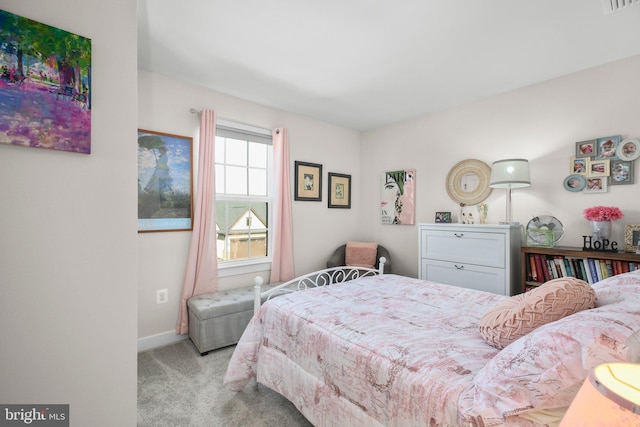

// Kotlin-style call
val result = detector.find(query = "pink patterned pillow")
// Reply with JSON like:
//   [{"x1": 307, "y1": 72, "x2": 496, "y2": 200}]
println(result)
[
  {"x1": 479, "y1": 277, "x2": 596, "y2": 349},
  {"x1": 345, "y1": 241, "x2": 378, "y2": 268}
]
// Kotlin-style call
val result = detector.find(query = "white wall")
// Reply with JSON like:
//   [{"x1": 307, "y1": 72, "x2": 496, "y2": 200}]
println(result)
[
  {"x1": 360, "y1": 55, "x2": 640, "y2": 277},
  {"x1": 0, "y1": 1, "x2": 138, "y2": 426},
  {"x1": 137, "y1": 70, "x2": 362, "y2": 339}
]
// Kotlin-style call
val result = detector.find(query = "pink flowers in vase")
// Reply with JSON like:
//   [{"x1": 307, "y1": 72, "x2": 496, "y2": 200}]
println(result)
[{"x1": 583, "y1": 206, "x2": 624, "y2": 221}]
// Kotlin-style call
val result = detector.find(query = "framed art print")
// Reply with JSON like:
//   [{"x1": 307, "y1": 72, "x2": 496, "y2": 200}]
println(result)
[
  {"x1": 138, "y1": 129, "x2": 193, "y2": 232},
  {"x1": 381, "y1": 169, "x2": 415, "y2": 225},
  {"x1": 0, "y1": 10, "x2": 92, "y2": 154},
  {"x1": 328, "y1": 172, "x2": 351, "y2": 208},
  {"x1": 295, "y1": 161, "x2": 322, "y2": 201}
]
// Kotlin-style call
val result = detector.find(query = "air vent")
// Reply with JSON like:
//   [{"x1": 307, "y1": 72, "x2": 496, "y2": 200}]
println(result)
[{"x1": 602, "y1": 0, "x2": 638, "y2": 14}]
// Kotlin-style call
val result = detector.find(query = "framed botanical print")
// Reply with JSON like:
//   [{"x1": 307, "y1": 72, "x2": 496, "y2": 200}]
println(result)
[
  {"x1": 294, "y1": 161, "x2": 322, "y2": 201},
  {"x1": 138, "y1": 129, "x2": 193, "y2": 232},
  {"x1": 328, "y1": 172, "x2": 351, "y2": 208}
]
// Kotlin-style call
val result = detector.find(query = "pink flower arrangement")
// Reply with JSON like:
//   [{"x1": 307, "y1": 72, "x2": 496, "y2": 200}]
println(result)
[{"x1": 583, "y1": 206, "x2": 624, "y2": 221}]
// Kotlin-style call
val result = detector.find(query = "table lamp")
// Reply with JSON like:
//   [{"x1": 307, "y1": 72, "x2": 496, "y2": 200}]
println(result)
[
  {"x1": 559, "y1": 363, "x2": 640, "y2": 426},
  {"x1": 489, "y1": 158, "x2": 530, "y2": 224}
]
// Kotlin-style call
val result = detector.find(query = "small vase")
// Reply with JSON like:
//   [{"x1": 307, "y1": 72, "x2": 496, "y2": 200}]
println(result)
[{"x1": 590, "y1": 220, "x2": 612, "y2": 242}]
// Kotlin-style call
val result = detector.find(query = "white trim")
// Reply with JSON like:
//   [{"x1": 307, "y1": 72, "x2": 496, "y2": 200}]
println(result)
[
  {"x1": 217, "y1": 117, "x2": 272, "y2": 137},
  {"x1": 217, "y1": 260, "x2": 271, "y2": 278},
  {"x1": 137, "y1": 330, "x2": 189, "y2": 353}
]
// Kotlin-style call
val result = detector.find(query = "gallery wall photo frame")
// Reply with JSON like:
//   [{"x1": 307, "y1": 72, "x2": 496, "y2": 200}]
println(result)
[
  {"x1": 575, "y1": 139, "x2": 597, "y2": 158},
  {"x1": 294, "y1": 161, "x2": 322, "y2": 201},
  {"x1": 328, "y1": 172, "x2": 351, "y2": 208},
  {"x1": 138, "y1": 129, "x2": 194, "y2": 232},
  {"x1": 609, "y1": 160, "x2": 634, "y2": 185}
]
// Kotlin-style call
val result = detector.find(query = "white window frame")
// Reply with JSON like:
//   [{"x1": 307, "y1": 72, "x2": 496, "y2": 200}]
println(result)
[{"x1": 215, "y1": 119, "x2": 273, "y2": 277}]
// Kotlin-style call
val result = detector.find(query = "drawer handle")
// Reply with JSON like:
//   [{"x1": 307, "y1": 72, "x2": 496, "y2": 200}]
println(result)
[
  {"x1": 454, "y1": 264, "x2": 464, "y2": 270},
  {"x1": 454, "y1": 233, "x2": 464, "y2": 238}
]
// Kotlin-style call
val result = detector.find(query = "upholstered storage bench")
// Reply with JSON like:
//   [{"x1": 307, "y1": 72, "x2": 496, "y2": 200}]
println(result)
[{"x1": 187, "y1": 283, "x2": 279, "y2": 356}]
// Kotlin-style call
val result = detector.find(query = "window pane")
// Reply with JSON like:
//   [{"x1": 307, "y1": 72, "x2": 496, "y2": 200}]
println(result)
[
  {"x1": 215, "y1": 200, "x2": 268, "y2": 261},
  {"x1": 226, "y1": 138, "x2": 247, "y2": 166},
  {"x1": 215, "y1": 165, "x2": 224, "y2": 193},
  {"x1": 225, "y1": 166, "x2": 247, "y2": 195},
  {"x1": 249, "y1": 142, "x2": 267, "y2": 168},
  {"x1": 248, "y1": 168, "x2": 267, "y2": 196},
  {"x1": 215, "y1": 136, "x2": 225, "y2": 163}
]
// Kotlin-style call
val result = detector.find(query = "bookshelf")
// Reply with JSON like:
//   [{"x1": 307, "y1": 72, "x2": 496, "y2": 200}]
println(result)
[{"x1": 521, "y1": 246, "x2": 640, "y2": 293}]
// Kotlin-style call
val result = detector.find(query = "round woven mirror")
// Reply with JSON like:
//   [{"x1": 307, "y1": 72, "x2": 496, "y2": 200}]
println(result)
[{"x1": 446, "y1": 159, "x2": 492, "y2": 205}]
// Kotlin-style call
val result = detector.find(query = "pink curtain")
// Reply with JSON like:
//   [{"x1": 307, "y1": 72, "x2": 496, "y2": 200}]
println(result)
[
  {"x1": 270, "y1": 128, "x2": 295, "y2": 282},
  {"x1": 176, "y1": 109, "x2": 218, "y2": 335}
]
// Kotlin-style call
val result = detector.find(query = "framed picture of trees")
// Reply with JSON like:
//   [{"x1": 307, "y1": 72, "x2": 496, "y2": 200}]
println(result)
[
  {"x1": 137, "y1": 129, "x2": 193, "y2": 232},
  {"x1": 0, "y1": 10, "x2": 92, "y2": 153}
]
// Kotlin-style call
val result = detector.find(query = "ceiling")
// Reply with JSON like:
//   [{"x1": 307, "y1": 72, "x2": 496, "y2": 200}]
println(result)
[{"x1": 137, "y1": 0, "x2": 640, "y2": 131}]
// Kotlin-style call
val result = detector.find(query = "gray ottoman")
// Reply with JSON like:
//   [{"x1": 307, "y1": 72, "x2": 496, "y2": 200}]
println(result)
[{"x1": 187, "y1": 283, "x2": 279, "y2": 356}]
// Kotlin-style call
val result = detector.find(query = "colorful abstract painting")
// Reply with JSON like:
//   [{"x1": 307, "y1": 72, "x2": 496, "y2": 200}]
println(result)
[{"x1": 0, "y1": 10, "x2": 92, "y2": 154}]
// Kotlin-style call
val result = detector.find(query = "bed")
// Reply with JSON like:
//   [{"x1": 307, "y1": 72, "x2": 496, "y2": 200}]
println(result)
[{"x1": 224, "y1": 268, "x2": 640, "y2": 426}]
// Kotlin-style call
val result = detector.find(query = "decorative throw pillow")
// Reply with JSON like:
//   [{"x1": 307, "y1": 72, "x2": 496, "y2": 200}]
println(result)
[
  {"x1": 345, "y1": 241, "x2": 378, "y2": 269},
  {"x1": 478, "y1": 277, "x2": 596, "y2": 349}
]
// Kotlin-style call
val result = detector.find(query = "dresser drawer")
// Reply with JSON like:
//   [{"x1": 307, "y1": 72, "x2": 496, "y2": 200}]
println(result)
[
  {"x1": 421, "y1": 259, "x2": 507, "y2": 295},
  {"x1": 420, "y1": 229, "x2": 506, "y2": 268}
]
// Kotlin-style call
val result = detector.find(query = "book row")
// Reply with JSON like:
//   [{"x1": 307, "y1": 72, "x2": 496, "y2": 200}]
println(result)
[{"x1": 525, "y1": 254, "x2": 638, "y2": 286}]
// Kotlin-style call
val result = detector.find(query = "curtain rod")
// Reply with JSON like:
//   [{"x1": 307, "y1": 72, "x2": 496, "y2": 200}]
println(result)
[{"x1": 189, "y1": 108, "x2": 278, "y2": 134}]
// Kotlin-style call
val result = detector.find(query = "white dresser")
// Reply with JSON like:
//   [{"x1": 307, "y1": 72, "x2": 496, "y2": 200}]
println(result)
[{"x1": 418, "y1": 223, "x2": 522, "y2": 295}]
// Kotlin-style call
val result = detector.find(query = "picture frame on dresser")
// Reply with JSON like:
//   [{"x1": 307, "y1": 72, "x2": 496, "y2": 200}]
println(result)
[{"x1": 625, "y1": 225, "x2": 640, "y2": 253}]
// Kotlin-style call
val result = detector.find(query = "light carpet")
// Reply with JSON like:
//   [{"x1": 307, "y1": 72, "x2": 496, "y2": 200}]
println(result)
[{"x1": 138, "y1": 339, "x2": 312, "y2": 426}]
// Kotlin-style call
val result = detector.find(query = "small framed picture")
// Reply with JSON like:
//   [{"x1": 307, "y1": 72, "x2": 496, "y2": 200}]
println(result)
[
  {"x1": 624, "y1": 224, "x2": 640, "y2": 253},
  {"x1": 435, "y1": 212, "x2": 452, "y2": 223},
  {"x1": 563, "y1": 174, "x2": 586, "y2": 192},
  {"x1": 294, "y1": 161, "x2": 322, "y2": 201},
  {"x1": 595, "y1": 135, "x2": 621, "y2": 160},
  {"x1": 616, "y1": 138, "x2": 640, "y2": 161},
  {"x1": 584, "y1": 177, "x2": 608, "y2": 193},
  {"x1": 609, "y1": 160, "x2": 634, "y2": 185},
  {"x1": 328, "y1": 172, "x2": 351, "y2": 208},
  {"x1": 526, "y1": 229, "x2": 556, "y2": 247},
  {"x1": 575, "y1": 139, "x2": 596, "y2": 158},
  {"x1": 587, "y1": 159, "x2": 610, "y2": 177},
  {"x1": 570, "y1": 157, "x2": 588, "y2": 175}
]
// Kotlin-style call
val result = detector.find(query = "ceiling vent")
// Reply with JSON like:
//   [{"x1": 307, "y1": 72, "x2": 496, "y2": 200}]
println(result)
[{"x1": 602, "y1": 0, "x2": 638, "y2": 14}]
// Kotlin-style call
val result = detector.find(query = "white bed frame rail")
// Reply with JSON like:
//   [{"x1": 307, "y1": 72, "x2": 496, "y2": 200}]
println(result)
[{"x1": 254, "y1": 257, "x2": 386, "y2": 314}]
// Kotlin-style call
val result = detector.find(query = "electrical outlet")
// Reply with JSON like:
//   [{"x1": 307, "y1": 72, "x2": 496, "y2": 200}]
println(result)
[{"x1": 156, "y1": 289, "x2": 168, "y2": 304}]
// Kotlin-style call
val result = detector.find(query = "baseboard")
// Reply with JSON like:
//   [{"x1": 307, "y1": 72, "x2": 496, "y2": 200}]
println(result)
[{"x1": 137, "y1": 330, "x2": 189, "y2": 352}]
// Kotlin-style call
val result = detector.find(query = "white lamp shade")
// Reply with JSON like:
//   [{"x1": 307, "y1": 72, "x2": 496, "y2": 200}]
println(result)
[
  {"x1": 560, "y1": 363, "x2": 640, "y2": 426},
  {"x1": 489, "y1": 159, "x2": 531, "y2": 189}
]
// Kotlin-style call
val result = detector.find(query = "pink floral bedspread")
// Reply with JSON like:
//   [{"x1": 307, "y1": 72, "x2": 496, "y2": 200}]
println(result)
[
  {"x1": 223, "y1": 272, "x2": 640, "y2": 426},
  {"x1": 224, "y1": 274, "x2": 505, "y2": 426}
]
